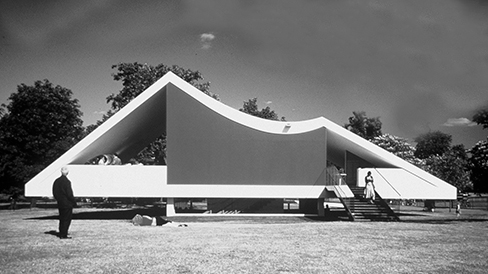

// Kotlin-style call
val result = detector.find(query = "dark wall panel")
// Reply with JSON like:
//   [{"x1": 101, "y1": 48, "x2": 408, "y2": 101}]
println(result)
[{"x1": 167, "y1": 84, "x2": 327, "y2": 186}]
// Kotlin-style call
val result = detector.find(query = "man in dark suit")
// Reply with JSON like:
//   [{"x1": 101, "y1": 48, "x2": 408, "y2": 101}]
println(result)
[{"x1": 52, "y1": 167, "x2": 77, "y2": 239}]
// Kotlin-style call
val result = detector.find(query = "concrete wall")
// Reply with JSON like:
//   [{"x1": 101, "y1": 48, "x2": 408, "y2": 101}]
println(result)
[
  {"x1": 26, "y1": 165, "x2": 167, "y2": 198},
  {"x1": 167, "y1": 84, "x2": 327, "y2": 186}
]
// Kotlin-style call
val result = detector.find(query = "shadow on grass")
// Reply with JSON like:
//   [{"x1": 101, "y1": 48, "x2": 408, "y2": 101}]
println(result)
[
  {"x1": 27, "y1": 207, "x2": 166, "y2": 220},
  {"x1": 397, "y1": 212, "x2": 425, "y2": 217},
  {"x1": 399, "y1": 218, "x2": 488, "y2": 224},
  {"x1": 396, "y1": 210, "x2": 488, "y2": 224},
  {"x1": 304, "y1": 213, "x2": 349, "y2": 222},
  {"x1": 44, "y1": 230, "x2": 61, "y2": 238},
  {"x1": 25, "y1": 207, "x2": 488, "y2": 224},
  {"x1": 26, "y1": 207, "x2": 349, "y2": 222}
]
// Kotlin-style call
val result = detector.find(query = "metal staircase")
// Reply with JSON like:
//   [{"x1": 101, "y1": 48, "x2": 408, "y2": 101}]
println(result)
[
  {"x1": 343, "y1": 186, "x2": 399, "y2": 222},
  {"x1": 324, "y1": 165, "x2": 398, "y2": 221}
]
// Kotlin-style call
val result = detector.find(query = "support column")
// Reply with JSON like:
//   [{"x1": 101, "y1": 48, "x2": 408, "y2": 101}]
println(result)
[
  {"x1": 166, "y1": 198, "x2": 176, "y2": 217},
  {"x1": 317, "y1": 198, "x2": 325, "y2": 217}
]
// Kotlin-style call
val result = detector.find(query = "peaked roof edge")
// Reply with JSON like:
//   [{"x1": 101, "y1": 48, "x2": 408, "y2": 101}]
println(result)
[
  {"x1": 26, "y1": 72, "x2": 178, "y2": 186},
  {"x1": 26, "y1": 72, "x2": 456, "y2": 199}
]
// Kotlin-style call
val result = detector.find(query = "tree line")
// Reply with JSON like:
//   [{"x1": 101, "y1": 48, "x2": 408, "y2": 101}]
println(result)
[
  {"x1": 1, "y1": 62, "x2": 487, "y2": 195},
  {"x1": 344, "y1": 111, "x2": 482, "y2": 193}
]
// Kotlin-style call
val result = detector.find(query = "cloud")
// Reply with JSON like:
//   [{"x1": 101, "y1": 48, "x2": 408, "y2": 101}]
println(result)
[
  {"x1": 265, "y1": 101, "x2": 273, "y2": 105},
  {"x1": 442, "y1": 118, "x2": 477, "y2": 127},
  {"x1": 200, "y1": 33, "x2": 215, "y2": 49},
  {"x1": 93, "y1": 110, "x2": 107, "y2": 115}
]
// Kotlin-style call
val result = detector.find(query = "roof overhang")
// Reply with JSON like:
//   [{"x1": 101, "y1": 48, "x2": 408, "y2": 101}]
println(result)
[{"x1": 25, "y1": 72, "x2": 457, "y2": 200}]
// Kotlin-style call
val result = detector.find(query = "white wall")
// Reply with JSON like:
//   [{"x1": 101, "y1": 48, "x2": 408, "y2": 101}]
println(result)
[
  {"x1": 357, "y1": 168, "x2": 457, "y2": 199},
  {"x1": 26, "y1": 165, "x2": 167, "y2": 197}
]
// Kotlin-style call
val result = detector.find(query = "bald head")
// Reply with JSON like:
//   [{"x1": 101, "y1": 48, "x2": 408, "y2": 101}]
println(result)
[{"x1": 61, "y1": 167, "x2": 69, "y2": 176}]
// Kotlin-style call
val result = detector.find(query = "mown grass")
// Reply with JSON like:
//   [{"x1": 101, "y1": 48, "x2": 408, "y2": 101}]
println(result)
[{"x1": 1, "y1": 207, "x2": 487, "y2": 274}]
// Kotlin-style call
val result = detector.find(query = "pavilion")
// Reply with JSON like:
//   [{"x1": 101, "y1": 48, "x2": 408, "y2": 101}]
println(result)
[{"x1": 25, "y1": 72, "x2": 456, "y2": 218}]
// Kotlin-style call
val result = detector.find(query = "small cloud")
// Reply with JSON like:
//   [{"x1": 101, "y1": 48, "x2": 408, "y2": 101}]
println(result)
[
  {"x1": 265, "y1": 101, "x2": 273, "y2": 105},
  {"x1": 93, "y1": 110, "x2": 107, "y2": 115},
  {"x1": 201, "y1": 33, "x2": 215, "y2": 41},
  {"x1": 200, "y1": 33, "x2": 215, "y2": 49},
  {"x1": 442, "y1": 117, "x2": 477, "y2": 127}
]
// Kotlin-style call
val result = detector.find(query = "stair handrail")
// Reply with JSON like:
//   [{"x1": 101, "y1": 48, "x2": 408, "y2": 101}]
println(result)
[
  {"x1": 325, "y1": 166, "x2": 343, "y2": 186},
  {"x1": 325, "y1": 166, "x2": 355, "y2": 220},
  {"x1": 373, "y1": 191, "x2": 400, "y2": 221}
]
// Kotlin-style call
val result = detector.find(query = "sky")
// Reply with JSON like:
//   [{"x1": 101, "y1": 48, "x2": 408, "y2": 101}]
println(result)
[{"x1": 1, "y1": 0, "x2": 488, "y2": 148}]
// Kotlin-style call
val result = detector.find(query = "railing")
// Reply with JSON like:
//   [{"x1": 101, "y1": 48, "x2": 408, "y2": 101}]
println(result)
[
  {"x1": 374, "y1": 192, "x2": 400, "y2": 221},
  {"x1": 325, "y1": 166, "x2": 346, "y2": 186},
  {"x1": 325, "y1": 166, "x2": 354, "y2": 198},
  {"x1": 324, "y1": 166, "x2": 399, "y2": 221},
  {"x1": 338, "y1": 197, "x2": 356, "y2": 221},
  {"x1": 325, "y1": 166, "x2": 355, "y2": 220}
]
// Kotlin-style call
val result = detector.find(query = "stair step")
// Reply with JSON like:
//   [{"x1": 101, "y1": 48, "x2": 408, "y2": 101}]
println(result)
[
  {"x1": 354, "y1": 217, "x2": 392, "y2": 221},
  {"x1": 350, "y1": 205, "x2": 382, "y2": 208},
  {"x1": 353, "y1": 219, "x2": 371, "y2": 222},
  {"x1": 350, "y1": 208, "x2": 380, "y2": 211},
  {"x1": 353, "y1": 210, "x2": 389, "y2": 213},
  {"x1": 341, "y1": 192, "x2": 399, "y2": 222},
  {"x1": 351, "y1": 203, "x2": 379, "y2": 206},
  {"x1": 354, "y1": 214, "x2": 390, "y2": 217}
]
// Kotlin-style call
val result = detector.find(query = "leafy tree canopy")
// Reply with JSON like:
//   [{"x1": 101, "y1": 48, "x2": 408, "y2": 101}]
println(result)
[
  {"x1": 0, "y1": 80, "x2": 84, "y2": 189},
  {"x1": 0, "y1": 105, "x2": 5, "y2": 119},
  {"x1": 239, "y1": 98, "x2": 285, "y2": 121},
  {"x1": 469, "y1": 138, "x2": 488, "y2": 193},
  {"x1": 87, "y1": 62, "x2": 219, "y2": 134},
  {"x1": 344, "y1": 111, "x2": 382, "y2": 140},
  {"x1": 108, "y1": 62, "x2": 218, "y2": 112},
  {"x1": 88, "y1": 62, "x2": 219, "y2": 165},
  {"x1": 473, "y1": 108, "x2": 488, "y2": 129},
  {"x1": 371, "y1": 134, "x2": 425, "y2": 168},
  {"x1": 468, "y1": 107, "x2": 488, "y2": 193},
  {"x1": 425, "y1": 145, "x2": 472, "y2": 192},
  {"x1": 414, "y1": 131, "x2": 452, "y2": 159}
]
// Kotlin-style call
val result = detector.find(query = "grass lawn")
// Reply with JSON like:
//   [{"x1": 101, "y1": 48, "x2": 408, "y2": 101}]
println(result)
[{"x1": 1, "y1": 206, "x2": 487, "y2": 274}]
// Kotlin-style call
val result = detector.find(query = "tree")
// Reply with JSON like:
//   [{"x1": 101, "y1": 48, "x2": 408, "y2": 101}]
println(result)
[
  {"x1": 467, "y1": 108, "x2": 488, "y2": 193},
  {"x1": 0, "y1": 105, "x2": 5, "y2": 119},
  {"x1": 473, "y1": 109, "x2": 488, "y2": 129},
  {"x1": 0, "y1": 80, "x2": 84, "y2": 190},
  {"x1": 414, "y1": 131, "x2": 452, "y2": 159},
  {"x1": 344, "y1": 111, "x2": 382, "y2": 140},
  {"x1": 135, "y1": 135, "x2": 166, "y2": 165},
  {"x1": 372, "y1": 134, "x2": 472, "y2": 191},
  {"x1": 413, "y1": 131, "x2": 473, "y2": 191},
  {"x1": 468, "y1": 108, "x2": 488, "y2": 193},
  {"x1": 88, "y1": 62, "x2": 219, "y2": 164},
  {"x1": 469, "y1": 138, "x2": 488, "y2": 193},
  {"x1": 239, "y1": 98, "x2": 285, "y2": 121},
  {"x1": 425, "y1": 145, "x2": 472, "y2": 192},
  {"x1": 108, "y1": 62, "x2": 218, "y2": 112},
  {"x1": 371, "y1": 134, "x2": 425, "y2": 168}
]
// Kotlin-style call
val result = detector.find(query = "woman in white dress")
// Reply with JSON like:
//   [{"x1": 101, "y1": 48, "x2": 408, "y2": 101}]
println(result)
[{"x1": 364, "y1": 171, "x2": 375, "y2": 204}]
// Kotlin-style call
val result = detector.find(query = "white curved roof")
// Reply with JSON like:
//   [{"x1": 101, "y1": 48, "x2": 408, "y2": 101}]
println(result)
[{"x1": 25, "y1": 72, "x2": 456, "y2": 200}]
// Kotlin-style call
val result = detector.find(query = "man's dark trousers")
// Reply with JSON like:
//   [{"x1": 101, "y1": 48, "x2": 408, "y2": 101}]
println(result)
[{"x1": 58, "y1": 207, "x2": 73, "y2": 237}]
